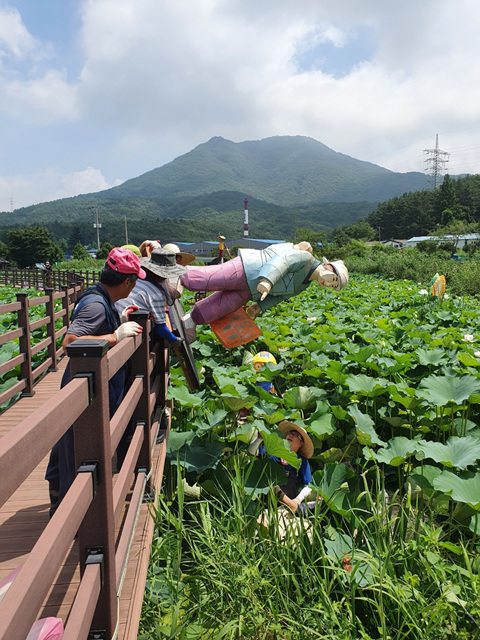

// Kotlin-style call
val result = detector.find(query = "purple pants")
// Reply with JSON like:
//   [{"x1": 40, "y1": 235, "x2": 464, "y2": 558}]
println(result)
[{"x1": 180, "y1": 257, "x2": 251, "y2": 324}]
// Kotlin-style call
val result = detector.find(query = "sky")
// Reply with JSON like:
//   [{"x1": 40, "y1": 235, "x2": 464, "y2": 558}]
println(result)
[{"x1": 1, "y1": 0, "x2": 480, "y2": 211}]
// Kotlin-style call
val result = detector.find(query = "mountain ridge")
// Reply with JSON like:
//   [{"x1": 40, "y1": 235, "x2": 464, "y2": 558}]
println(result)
[
  {"x1": 0, "y1": 135, "x2": 437, "y2": 245},
  {"x1": 100, "y1": 135, "x2": 429, "y2": 206}
]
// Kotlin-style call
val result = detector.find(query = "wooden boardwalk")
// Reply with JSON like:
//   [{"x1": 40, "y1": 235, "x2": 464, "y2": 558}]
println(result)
[{"x1": 0, "y1": 357, "x2": 167, "y2": 639}]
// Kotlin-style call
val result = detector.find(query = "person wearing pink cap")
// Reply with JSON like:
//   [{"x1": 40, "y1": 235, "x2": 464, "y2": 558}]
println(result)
[{"x1": 45, "y1": 247, "x2": 146, "y2": 516}]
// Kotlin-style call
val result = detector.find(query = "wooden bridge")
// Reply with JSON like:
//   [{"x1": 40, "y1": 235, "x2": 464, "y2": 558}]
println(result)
[{"x1": 0, "y1": 271, "x2": 190, "y2": 639}]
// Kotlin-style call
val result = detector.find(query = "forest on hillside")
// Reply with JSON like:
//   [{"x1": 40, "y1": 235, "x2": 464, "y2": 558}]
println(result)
[
  {"x1": 364, "y1": 174, "x2": 480, "y2": 239},
  {"x1": 0, "y1": 194, "x2": 374, "y2": 249}
]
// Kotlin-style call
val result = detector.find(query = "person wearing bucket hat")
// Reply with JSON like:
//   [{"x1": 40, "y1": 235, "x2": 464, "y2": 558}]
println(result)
[
  {"x1": 180, "y1": 241, "x2": 348, "y2": 343},
  {"x1": 46, "y1": 247, "x2": 146, "y2": 517},
  {"x1": 116, "y1": 248, "x2": 188, "y2": 345},
  {"x1": 163, "y1": 243, "x2": 196, "y2": 266},
  {"x1": 248, "y1": 420, "x2": 314, "y2": 514}
]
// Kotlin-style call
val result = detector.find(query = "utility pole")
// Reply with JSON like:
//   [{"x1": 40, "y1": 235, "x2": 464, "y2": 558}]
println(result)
[
  {"x1": 424, "y1": 134, "x2": 449, "y2": 189},
  {"x1": 90, "y1": 204, "x2": 101, "y2": 251}
]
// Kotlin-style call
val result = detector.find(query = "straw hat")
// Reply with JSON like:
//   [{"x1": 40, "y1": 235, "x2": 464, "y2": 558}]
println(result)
[
  {"x1": 278, "y1": 421, "x2": 314, "y2": 459},
  {"x1": 163, "y1": 243, "x2": 196, "y2": 266}
]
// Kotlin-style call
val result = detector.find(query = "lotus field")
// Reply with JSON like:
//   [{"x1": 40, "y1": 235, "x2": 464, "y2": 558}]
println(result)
[{"x1": 142, "y1": 274, "x2": 480, "y2": 640}]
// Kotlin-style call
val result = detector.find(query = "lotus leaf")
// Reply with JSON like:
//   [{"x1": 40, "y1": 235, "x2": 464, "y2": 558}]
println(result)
[
  {"x1": 417, "y1": 374, "x2": 480, "y2": 406},
  {"x1": 345, "y1": 374, "x2": 387, "y2": 397},
  {"x1": 167, "y1": 386, "x2": 204, "y2": 407},
  {"x1": 167, "y1": 430, "x2": 198, "y2": 453},
  {"x1": 260, "y1": 431, "x2": 301, "y2": 469},
  {"x1": 193, "y1": 409, "x2": 228, "y2": 433},
  {"x1": 282, "y1": 386, "x2": 326, "y2": 411},
  {"x1": 243, "y1": 458, "x2": 287, "y2": 495},
  {"x1": 469, "y1": 514, "x2": 480, "y2": 534},
  {"x1": 416, "y1": 436, "x2": 480, "y2": 469},
  {"x1": 416, "y1": 347, "x2": 448, "y2": 366},
  {"x1": 433, "y1": 470, "x2": 480, "y2": 509},
  {"x1": 407, "y1": 465, "x2": 443, "y2": 495},
  {"x1": 349, "y1": 404, "x2": 385, "y2": 446},
  {"x1": 213, "y1": 374, "x2": 249, "y2": 396},
  {"x1": 169, "y1": 437, "x2": 226, "y2": 474},
  {"x1": 457, "y1": 352, "x2": 480, "y2": 368},
  {"x1": 324, "y1": 531, "x2": 353, "y2": 560},
  {"x1": 311, "y1": 463, "x2": 357, "y2": 516},
  {"x1": 368, "y1": 436, "x2": 419, "y2": 466},
  {"x1": 221, "y1": 395, "x2": 256, "y2": 412}
]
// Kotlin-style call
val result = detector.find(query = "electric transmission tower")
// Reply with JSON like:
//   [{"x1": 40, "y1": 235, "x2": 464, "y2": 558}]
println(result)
[{"x1": 423, "y1": 134, "x2": 449, "y2": 189}]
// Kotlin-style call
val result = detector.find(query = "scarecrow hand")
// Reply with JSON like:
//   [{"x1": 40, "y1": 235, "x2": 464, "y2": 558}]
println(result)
[
  {"x1": 247, "y1": 303, "x2": 261, "y2": 319},
  {"x1": 257, "y1": 279, "x2": 272, "y2": 301}
]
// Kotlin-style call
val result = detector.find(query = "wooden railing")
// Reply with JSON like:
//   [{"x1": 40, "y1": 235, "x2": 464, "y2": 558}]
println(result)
[
  {"x1": 0, "y1": 310, "x2": 170, "y2": 639},
  {"x1": 0, "y1": 270, "x2": 178, "y2": 638},
  {"x1": 0, "y1": 267, "x2": 101, "y2": 291},
  {"x1": 0, "y1": 282, "x2": 85, "y2": 406}
]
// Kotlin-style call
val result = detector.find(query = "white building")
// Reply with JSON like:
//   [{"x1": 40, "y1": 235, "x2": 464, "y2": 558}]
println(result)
[{"x1": 404, "y1": 234, "x2": 480, "y2": 250}]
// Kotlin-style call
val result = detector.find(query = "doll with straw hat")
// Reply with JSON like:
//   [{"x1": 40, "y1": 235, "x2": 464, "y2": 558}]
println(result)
[{"x1": 248, "y1": 420, "x2": 314, "y2": 514}]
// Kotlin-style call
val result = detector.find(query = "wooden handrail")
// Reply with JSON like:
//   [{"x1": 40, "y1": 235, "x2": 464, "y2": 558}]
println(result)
[
  {"x1": 0, "y1": 274, "x2": 174, "y2": 638},
  {"x1": 0, "y1": 310, "x2": 169, "y2": 638}
]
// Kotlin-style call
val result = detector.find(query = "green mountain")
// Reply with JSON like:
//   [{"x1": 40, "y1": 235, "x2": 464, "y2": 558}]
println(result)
[
  {"x1": 0, "y1": 135, "x2": 433, "y2": 246},
  {"x1": 103, "y1": 135, "x2": 429, "y2": 205}
]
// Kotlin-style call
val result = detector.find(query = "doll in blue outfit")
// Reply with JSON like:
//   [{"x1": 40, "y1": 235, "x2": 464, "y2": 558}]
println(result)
[{"x1": 248, "y1": 421, "x2": 313, "y2": 514}]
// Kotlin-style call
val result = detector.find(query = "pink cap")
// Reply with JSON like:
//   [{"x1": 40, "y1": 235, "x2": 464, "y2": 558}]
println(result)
[{"x1": 106, "y1": 247, "x2": 146, "y2": 279}]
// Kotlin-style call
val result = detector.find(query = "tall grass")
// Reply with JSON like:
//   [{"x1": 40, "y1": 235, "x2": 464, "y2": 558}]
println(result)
[
  {"x1": 344, "y1": 249, "x2": 480, "y2": 297},
  {"x1": 139, "y1": 465, "x2": 480, "y2": 640}
]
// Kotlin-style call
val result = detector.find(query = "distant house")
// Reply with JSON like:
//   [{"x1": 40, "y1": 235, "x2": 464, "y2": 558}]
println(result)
[
  {"x1": 173, "y1": 238, "x2": 285, "y2": 258},
  {"x1": 383, "y1": 239, "x2": 408, "y2": 249},
  {"x1": 174, "y1": 241, "x2": 217, "y2": 258},
  {"x1": 225, "y1": 238, "x2": 284, "y2": 251},
  {"x1": 404, "y1": 234, "x2": 480, "y2": 250}
]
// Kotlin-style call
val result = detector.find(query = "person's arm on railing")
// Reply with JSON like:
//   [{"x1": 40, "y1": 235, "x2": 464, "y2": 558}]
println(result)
[{"x1": 62, "y1": 321, "x2": 142, "y2": 351}]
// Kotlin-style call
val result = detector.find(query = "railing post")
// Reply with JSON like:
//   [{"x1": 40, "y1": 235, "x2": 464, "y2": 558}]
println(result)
[
  {"x1": 129, "y1": 311, "x2": 153, "y2": 491},
  {"x1": 67, "y1": 339, "x2": 117, "y2": 637},
  {"x1": 45, "y1": 288, "x2": 58, "y2": 371},
  {"x1": 16, "y1": 292, "x2": 34, "y2": 396},
  {"x1": 61, "y1": 285, "x2": 71, "y2": 331},
  {"x1": 75, "y1": 277, "x2": 85, "y2": 303}
]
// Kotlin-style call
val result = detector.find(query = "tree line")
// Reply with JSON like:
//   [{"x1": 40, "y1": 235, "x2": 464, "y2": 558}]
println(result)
[{"x1": 1, "y1": 173, "x2": 479, "y2": 268}]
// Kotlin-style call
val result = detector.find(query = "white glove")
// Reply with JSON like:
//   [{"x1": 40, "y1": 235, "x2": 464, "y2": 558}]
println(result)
[
  {"x1": 114, "y1": 321, "x2": 142, "y2": 343},
  {"x1": 120, "y1": 304, "x2": 139, "y2": 323},
  {"x1": 257, "y1": 279, "x2": 272, "y2": 301}
]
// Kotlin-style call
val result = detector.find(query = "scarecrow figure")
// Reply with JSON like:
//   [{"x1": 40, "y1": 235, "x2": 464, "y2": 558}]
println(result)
[{"x1": 180, "y1": 242, "x2": 349, "y2": 343}]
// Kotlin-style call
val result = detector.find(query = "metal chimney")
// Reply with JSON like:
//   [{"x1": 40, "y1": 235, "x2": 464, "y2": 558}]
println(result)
[{"x1": 243, "y1": 198, "x2": 249, "y2": 238}]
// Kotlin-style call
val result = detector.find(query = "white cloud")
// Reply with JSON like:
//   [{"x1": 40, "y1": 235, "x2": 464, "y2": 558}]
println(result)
[
  {"x1": 0, "y1": 6, "x2": 38, "y2": 59},
  {"x1": 0, "y1": 167, "x2": 122, "y2": 211},
  {"x1": 2, "y1": 70, "x2": 79, "y2": 121},
  {"x1": 1, "y1": 0, "x2": 480, "y2": 208}
]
